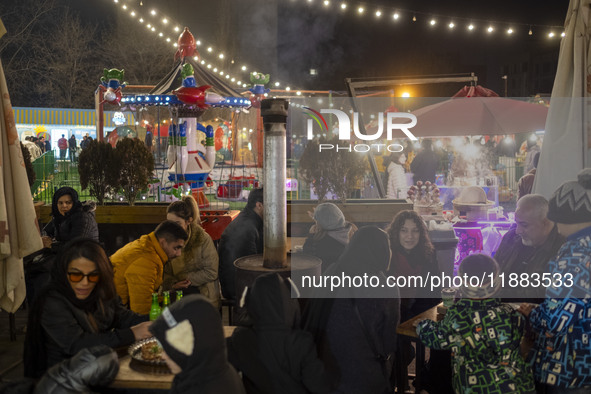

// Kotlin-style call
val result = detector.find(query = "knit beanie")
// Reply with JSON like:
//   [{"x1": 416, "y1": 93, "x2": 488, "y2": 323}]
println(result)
[
  {"x1": 458, "y1": 254, "x2": 501, "y2": 299},
  {"x1": 313, "y1": 203, "x2": 346, "y2": 231},
  {"x1": 547, "y1": 168, "x2": 591, "y2": 224}
]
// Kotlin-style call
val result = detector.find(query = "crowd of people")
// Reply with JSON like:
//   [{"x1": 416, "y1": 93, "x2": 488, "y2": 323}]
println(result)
[{"x1": 9, "y1": 164, "x2": 591, "y2": 393}]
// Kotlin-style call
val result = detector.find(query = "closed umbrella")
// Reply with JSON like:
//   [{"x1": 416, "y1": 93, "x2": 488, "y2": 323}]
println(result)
[
  {"x1": 0, "y1": 56, "x2": 43, "y2": 312},
  {"x1": 533, "y1": 0, "x2": 591, "y2": 198},
  {"x1": 409, "y1": 94, "x2": 548, "y2": 137}
]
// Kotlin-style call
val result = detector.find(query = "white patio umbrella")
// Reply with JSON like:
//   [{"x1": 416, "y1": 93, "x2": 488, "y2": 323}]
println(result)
[
  {"x1": 533, "y1": 0, "x2": 591, "y2": 198},
  {"x1": 0, "y1": 54, "x2": 43, "y2": 312}
]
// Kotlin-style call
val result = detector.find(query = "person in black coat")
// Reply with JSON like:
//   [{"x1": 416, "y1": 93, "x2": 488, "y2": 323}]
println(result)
[
  {"x1": 302, "y1": 203, "x2": 356, "y2": 273},
  {"x1": 42, "y1": 187, "x2": 99, "y2": 251},
  {"x1": 410, "y1": 139, "x2": 439, "y2": 184},
  {"x1": 23, "y1": 239, "x2": 152, "y2": 379},
  {"x1": 26, "y1": 187, "x2": 100, "y2": 304},
  {"x1": 150, "y1": 295, "x2": 246, "y2": 394},
  {"x1": 218, "y1": 188, "x2": 263, "y2": 299},
  {"x1": 303, "y1": 227, "x2": 400, "y2": 394},
  {"x1": 227, "y1": 273, "x2": 329, "y2": 394}
]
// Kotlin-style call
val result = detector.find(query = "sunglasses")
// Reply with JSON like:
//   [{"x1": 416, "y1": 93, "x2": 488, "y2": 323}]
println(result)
[{"x1": 67, "y1": 272, "x2": 100, "y2": 283}]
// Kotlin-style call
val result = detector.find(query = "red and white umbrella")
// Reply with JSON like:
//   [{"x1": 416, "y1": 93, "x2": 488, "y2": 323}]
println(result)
[{"x1": 408, "y1": 86, "x2": 549, "y2": 137}]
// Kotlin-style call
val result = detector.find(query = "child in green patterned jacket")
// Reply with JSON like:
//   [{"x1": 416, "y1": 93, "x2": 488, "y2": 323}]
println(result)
[{"x1": 416, "y1": 254, "x2": 535, "y2": 394}]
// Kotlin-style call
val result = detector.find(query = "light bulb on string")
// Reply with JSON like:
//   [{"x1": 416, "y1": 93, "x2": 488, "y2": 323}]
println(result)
[
  {"x1": 341, "y1": 3, "x2": 347, "y2": 10},
  {"x1": 468, "y1": 24, "x2": 474, "y2": 31},
  {"x1": 528, "y1": 26, "x2": 533, "y2": 35},
  {"x1": 430, "y1": 19, "x2": 436, "y2": 26},
  {"x1": 487, "y1": 26, "x2": 494, "y2": 33},
  {"x1": 376, "y1": 10, "x2": 382, "y2": 17},
  {"x1": 412, "y1": 15, "x2": 416, "y2": 22},
  {"x1": 393, "y1": 12, "x2": 399, "y2": 20}
]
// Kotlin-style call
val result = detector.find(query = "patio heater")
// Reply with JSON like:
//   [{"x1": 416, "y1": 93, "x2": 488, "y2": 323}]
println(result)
[{"x1": 234, "y1": 99, "x2": 321, "y2": 316}]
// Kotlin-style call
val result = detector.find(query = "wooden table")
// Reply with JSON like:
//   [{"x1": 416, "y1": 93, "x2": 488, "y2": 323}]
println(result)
[
  {"x1": 110, "y1": 326, "x2": 237, "y2": 389},
  {"x1": 394, "y1": 304, "x2": 443, "y2": 394}
]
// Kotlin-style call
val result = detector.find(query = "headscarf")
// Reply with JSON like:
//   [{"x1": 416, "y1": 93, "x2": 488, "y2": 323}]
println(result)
[{"x1": 51, "y1": 186, "x2": 83, "y2": 226}]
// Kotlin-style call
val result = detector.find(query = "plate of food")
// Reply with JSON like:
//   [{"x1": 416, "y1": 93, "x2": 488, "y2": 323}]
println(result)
[{"x1": 128, "y1": 337, "x2": 167, "y2": 367}]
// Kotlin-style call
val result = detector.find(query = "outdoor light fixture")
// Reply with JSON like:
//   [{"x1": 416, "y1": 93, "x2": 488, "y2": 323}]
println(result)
[
  {"x1": 487, "y1": 26, "x2": 494, "y2": 33},
  {"x1": 449, "y1": 22, "x2": 455, "y2": 29},
  {"x1": 430, "y1": 19, "x2": 436, "y2": 26},
  {"x1": 196, "y1": 40, "x2": 201, "y2": 46},
  {"x1": 376, "y1": 10, "x2": 382, "y2": 17},
  {"x1": 393, "y1": 12, "x2": 399, "y2": 20},
  {"x1": 358, "y1": 7, "x2": 364, "y2": 14},
  {"x1": 174, "y1": 26, "x2": 179, "y2": 32},
  {"x1": 507, "y1": 28, "x2": 513, "y2": 34},
  {"x1": 241, "y1": 66, "x2": 247, "y2": 71},
  {"x1": 162, "y1": 18, "x2": 168, "y2": 24},
  {"x1": 219, "y1": 53, "x2": 224, "y2": 59},
  {"x1": 207, "y1": 47, "x2": 212, "y2": 52},
  {"x1": 275, "y1": 82, "x2": 280, "y2": 86},
  {"x1": 548, "y1": 32, "x2": 555, "y2": 38},
  {"x1": 341, "y1": 3, "x2": 347, "y2": 10},
  {"x1": 130, "y1": 11, "x2": 135, "y2": 17},
  {"x1": 150, "y1": 9, "x2": 156, "y2": 15},
  {"x1": 323, "y1": 1, "x2": 330, "y2": 6},
  {"x1": 468, "y1": 24, "x2": 474, "y2": 31}
]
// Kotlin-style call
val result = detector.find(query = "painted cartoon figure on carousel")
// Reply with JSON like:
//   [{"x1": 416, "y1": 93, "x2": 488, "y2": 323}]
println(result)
[
  {"x1": 248, "y1": 72, "x2": 270, "y2": 108},
  {"x1": 100, "y1": 68, "x2": 126, "y2": 105},
  {"x1": 173, "y1": 63, "x2": 224, "y2": 108}
]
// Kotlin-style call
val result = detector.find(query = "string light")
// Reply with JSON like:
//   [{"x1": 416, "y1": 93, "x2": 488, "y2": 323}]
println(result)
[
  {"x1": 507, "y1": 28, "x2": 513, "y2": 34},
  {"x1": 375, "y1": 10, "x2": 382, "y2": 17},
  {"x1": 162, "y1": 18, "x2": 168, "y2": 24},
  {"x1": 430, "y1": 19, "x2": 436, "y2": 26},
  {"x1": 412, "y1": 15, "x2": 416, "y2": 22},
  {"x1": 150, "y1": 9, "x2": 156, "y2": 15},
  {"x1": 487, "y1": 26, "x2": 494, "y2": 33},
  {"x1": 448, "y1": 22, "x2": 455, "y2": 29},
  {"x1": 468, "y1": 24, "x2": 474, "y2": 31},
  {"x1": 358, "y1": 6, "x2": 364, "y2": 14},
  {"x1": 323, "y1": 0, "x2": 330, "y2": 6},
  {"x1": 341, "y1": 3, "x2": 347, "y2": 10},
  {"x1": 528, "y1": 26, "x2": 533, "y2": 35},
  {"x1": 548, "y1": 32, "x2": 555, "y2": 38},
  {"x1": 393, "y1": 12, "x2": 399, "y2": 20}
]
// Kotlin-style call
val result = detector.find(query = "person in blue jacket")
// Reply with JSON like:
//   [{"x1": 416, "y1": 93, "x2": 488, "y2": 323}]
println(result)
[{"x1": 520, "y1": 169, "x2": 591, "y2": 393}]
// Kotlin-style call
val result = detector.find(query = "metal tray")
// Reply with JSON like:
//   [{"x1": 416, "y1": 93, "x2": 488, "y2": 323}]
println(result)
[{"x1": 128, "y1": 337, "x2": 167, "y2": 367}]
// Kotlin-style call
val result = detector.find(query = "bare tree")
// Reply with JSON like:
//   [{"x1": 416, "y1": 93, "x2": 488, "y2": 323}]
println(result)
[
  {"x1": 100, "y1": 16, "x2": 175, "y2": 86},
  {"x1": 0, "y1": 0, "x2": 58, "y2": 106},
  {"x1": 31, "y1": 8, "x2": 99, "y2": 108}
]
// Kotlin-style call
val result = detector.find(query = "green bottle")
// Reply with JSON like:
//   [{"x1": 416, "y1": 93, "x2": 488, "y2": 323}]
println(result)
[
  {"x1": 163, "y1": 291, "x2": 171, "y2": 310},
  {"x1": 149, "y1": 293, "x2": 161, "y2": 321},
  {"x1": 175, "y1": 290, "x2": 183, "y2": 302}
]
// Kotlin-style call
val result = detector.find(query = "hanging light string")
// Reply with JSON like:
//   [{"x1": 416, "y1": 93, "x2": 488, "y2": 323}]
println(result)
[
  {"x1": 110, "y1": 0, "x2": 286, "y2": 91},
  {"x1": 306, "y1": 0, "x2": 565, "y2": 38}
]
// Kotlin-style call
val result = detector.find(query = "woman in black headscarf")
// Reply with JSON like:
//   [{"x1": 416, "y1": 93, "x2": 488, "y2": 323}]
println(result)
[
  {"x1": 23, "y1": 239, "x2": 151, "y2": 379},
  {"x1": 42, "y1": 186, "x2": 99, "y2": 251},
  {"x1": 303, "y1": 226, "x2": 400, "y2": 394},
  {"x1": 150, "y1": 295, "x2": 246, "y2": 394}
]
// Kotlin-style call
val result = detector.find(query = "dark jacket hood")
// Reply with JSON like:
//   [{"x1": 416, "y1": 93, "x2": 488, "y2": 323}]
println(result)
[
  {"x1": 149, "y1": 295, "x2": 243, "y2": 393},
  {"x1": 246, "y1": 273, "x2": 300, "y2": 330}
]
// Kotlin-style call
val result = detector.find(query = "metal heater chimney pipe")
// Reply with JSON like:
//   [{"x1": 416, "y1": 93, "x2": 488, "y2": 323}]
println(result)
[{"x1": 260, "y1": 98, "x2": 288, "y2": 269}]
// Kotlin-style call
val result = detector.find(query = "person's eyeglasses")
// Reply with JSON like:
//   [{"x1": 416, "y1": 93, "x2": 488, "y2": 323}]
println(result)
[{"x1": 67, "y1": 272, "x2": 100, "y2": 283}]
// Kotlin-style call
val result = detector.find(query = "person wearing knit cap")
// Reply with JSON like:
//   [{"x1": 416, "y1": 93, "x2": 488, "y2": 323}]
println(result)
[
  {"x1": 520, "y1": 168, "x2": 591, "y2": 392},
  {"x1": 417, "y1": 254, "x2": 535, "y2": 394},
  {"x1": 303, "y1": 202, "x2": 357, "y2": 272},
  {"x1": 149, "y1": 295, "x2": 246, "y2": 394}
]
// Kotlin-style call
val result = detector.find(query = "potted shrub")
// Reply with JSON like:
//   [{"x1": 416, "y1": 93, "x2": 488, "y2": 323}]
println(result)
[
  {"x1": 298, "y1": 135, "x2": 366, "y2": 202},
  {"x1": 78, "y1": 140, "x2": 120, "y2": 205},
  {"x1": 115, "y1": 137, "x2": 155, "y2": 205}
]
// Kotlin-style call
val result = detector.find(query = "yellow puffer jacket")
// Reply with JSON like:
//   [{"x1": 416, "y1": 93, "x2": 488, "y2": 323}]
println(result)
[
  {"x1": 110, "y1": 232, "x2": 168, "y2": 314},
  {"x1": 162, "y1": 223, "x2": 221, "y2": 308}
]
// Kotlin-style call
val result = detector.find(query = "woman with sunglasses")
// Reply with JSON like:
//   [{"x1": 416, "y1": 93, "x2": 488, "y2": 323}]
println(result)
[{"x1": 24, "y1": 238, "x2": 152, "y2": 379}]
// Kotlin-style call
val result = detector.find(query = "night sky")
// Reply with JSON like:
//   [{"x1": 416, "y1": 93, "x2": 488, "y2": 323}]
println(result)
[
  {"x1": 117, "y1": 0, "x2": 569, "y2": 96},
  {"x1": 3, "y1": 0, "x2": 571, "y2": 98}
]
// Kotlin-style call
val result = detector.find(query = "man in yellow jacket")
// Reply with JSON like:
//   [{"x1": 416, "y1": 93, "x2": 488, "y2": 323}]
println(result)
[{"x1": 111, "y1": 220, "x2": 188, "y2": 314}]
